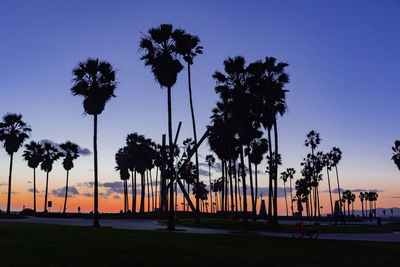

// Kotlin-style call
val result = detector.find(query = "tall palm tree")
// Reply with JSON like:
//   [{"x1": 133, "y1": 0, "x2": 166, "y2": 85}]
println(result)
[
  {"x1": 280, "y1": 171, "x2": 289, "y2": 216},
  {"x1": 205, "y1": 154, "x2": 215, "y2": 213},
  {"x1": 140, "y1": 24, "x2": 184, "y2": 230},
  {"x1": 0, "y1": 113, "x2": 31, "y2": 214},
  {"x1": 392, "y1": 140, "x2": 400, "y2": 171},
  {"x1": 323, "y1": 152, "x2": 334, "y2": 216},
  {"x1": 305, "y1": 130, "x2": 321, "y2": 216},
  {"x1": 60, "y1": 141, "x2": 80, "y2": 214},
  {"x1": 41, "y1": 142, "x2": 62, "y2": 213},
  {"x1": 359, "y1": 192, "x2": 365, "y2": 217},
  {"x1": 115, "y1": 147, "x2": 130, "y2": 213},
  {"x1": 22, "y1": 141, "x2": 44, "y2": 213},
  {"x1": 330, "y1": 147, "x2": 343, "y2": 211},
  {"x1": 174, "y1": 30, "x2": 203, "y2": 215},
  {"x1": 71, "y1": 58, "x2": 117, "y2": 227},
  {"x1": 286, "y1": 168, "x2": 296, "y2": 216}
]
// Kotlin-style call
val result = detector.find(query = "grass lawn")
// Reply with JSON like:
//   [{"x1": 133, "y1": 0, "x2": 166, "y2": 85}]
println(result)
[
  {"x1": 0, "y1": 222, "x2": 400, "y2": 266},
  {"x1": 159, "y1": 218, "x2": 400, "y2": 234}
]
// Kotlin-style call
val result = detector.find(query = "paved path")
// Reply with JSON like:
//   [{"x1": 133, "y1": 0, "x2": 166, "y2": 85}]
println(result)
[{"x1": 1, "y1": 217, "x2": 400, "y2": 242}]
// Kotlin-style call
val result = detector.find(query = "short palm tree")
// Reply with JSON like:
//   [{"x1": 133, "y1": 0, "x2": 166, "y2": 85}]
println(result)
[
  {"x1": 60, "y1": 141, "x2": 80, "y2": 214},
  {"x1": 330, "y1": 147, "x2": 343, "y2": 210},
  {"x1": 140, "y1": 24, "x2": 184, "y2": 231},
  {"x1": 280, "y1": 171, "x2": 289, "y2": 216},
  {"x1": 286, "y1": 168, "x2": 296, "y2": 216},
  {"x1": 205, "y1": 154, "x2": 215, "y2": 213},
  {"x1": 305, "y1": 130, "x2": 321, "y2": 216},
  {"x1": 71, "y1": 58, "x2": 117, "y2": 227},
  {"x1": 115, "y1": 147, "x2": 130, "y2": 213},
  {"x1": 22, "y1": 141, "x2": 44, "y2": 213},
  {"x1": 359, "y1": 192, "x2": 365, "y2": 217},
  {"x1": 41, "y1": 142, "x2": 62, "y2": 213},
  {"x1": 392, "y1": 140, "x2": 400, "y2": 171},
  {"x1": 0, "y1": 113, "x2": 31, "y2": 214},
  {"x1": 323, "y1": 152, "x2": 334, "y2": 216}
]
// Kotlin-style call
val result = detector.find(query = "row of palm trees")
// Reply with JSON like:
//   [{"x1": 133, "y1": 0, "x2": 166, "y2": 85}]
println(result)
[
  {"x1": 359, "y1": 191, "x2": 379, "y2": 217},
  {"x1": 0, "y1": 113, "x2": 80, "y2": 214}
]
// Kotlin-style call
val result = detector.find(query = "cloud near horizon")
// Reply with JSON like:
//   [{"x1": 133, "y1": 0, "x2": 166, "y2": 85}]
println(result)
[{"x1": 39, "y1": 139, "x2": 92, "y2": 156}]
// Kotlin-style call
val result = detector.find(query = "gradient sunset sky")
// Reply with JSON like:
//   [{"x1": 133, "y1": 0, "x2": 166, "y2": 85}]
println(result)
[{"x1": 0, "y1": 0, "x2": 399, "y2": 213}]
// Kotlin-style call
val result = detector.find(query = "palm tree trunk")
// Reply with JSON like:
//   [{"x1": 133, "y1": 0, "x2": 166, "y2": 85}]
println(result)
[
  {"x1": 326, "y1": 168, "x2": 334, "y2": 216},
  {"x1": 267, "y1": 128, "x2": 273, "y2": 223},
  {"x1": 254, "y1": 164, "x2": 259, "y2": 215},
  {"x1": 273, "y1": 122, "x2": 279, "y2": 225},
  {"x1": 208, "y1": 165, "x2": 212, "y2": 213},
  {"x1": 140, "y1": 173, "x2": 145, "y2": 213},
  {"x1": 335, "y1": 165, "x2": 342, "y2": 213},
  {"x1": 44, "y1": 171, "x2": 49, "y2": 213},
  {"x1": 93, "y1": 114, "x2": 100, "y2": 227},
  {"x1": 289, "y1": 178, "x2": 293, "y2": 216},
  {"x1": 147, "y1": 171, "x2": 150, "y2": 212},
  {"x1": 6, "y1": 152, "x2": 14, "y2": 214},
  {"x1": 229, "y1": 160, "x2": 234, "y2": 213},
  {"x1": 224, "y1": 162, "x2": 228, "y2": 212},
  {"x1": 234, "y1": 162, "x2": 238, "y2": 214},
  {"x1": 186, "y1": 63, "x2": 200, "y2": 221},
  {"x1": 284, "y1": 181, "x2": 288, "y2": 216},
  {"x1": 131, "y1": 171, "x2": 136, "y2": 213},
  {"x1": 361, "y1": 200, "x2": 364, "y2": 217},
  {"x1": 239, "y1": 144, "x2": 248, "y2": 232},
  {"x1": 155, "y1": 167, "x2": 158, "y2": 210},
  {"x1": 123, "y1": 180, "x2": 127, "y2": 213},
  {"x1": 247, "y1": 153, "x2": 256, "y2": 220},
  {"x1": 221, "y1": 160, "x2": 225, "y2": 213},
  {"x1": 33, "y1": 168, "x2": 37, "y2": 213},
  {"x1": 167, "y1": 86, "x2": 175, "y2": 230},
  {"x1": 63, "y1": 170, "x2": 69, "y2": 214}
]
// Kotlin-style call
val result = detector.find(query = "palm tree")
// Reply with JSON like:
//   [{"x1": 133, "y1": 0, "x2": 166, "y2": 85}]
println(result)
[
  {"x1": 359, "y1": 192, "x2": 365, "y2": 217},
  {"x1": 174, "y1": 30, "x2": 203, "y2": 215},
  {"x1": 286, "y1": 168, "x2": 296, "y2": 216},
  {"x1": 41, "y1": 142, "x2": 62, "y2": 213},
  {"x1": 22, "y1": 141, "x2": 44, "y2": 213},
  {"x1": 60, "y1": 141, "x2": 80, "y2": 214},
  {"x1": 305, "y1": 130, "x2": 321, "y2": 216},
  {"x1": 140, "y1": 24, "x2": 184, "y2": 230},
  {"x1": 0, "y1": 113, "x2": 31, "y2": 214},
  {"x1": 71, "y1": 58, "x2": 117, "y2": 227},
  {"x1": 247, "y1": 138, "x2": 268, "y2": 218},
  {"x1": 392, "y1": 140, "x2": 400, "y2": 171},
  {"x1": 251, "y1": 57, "x2": 289, "y2": 225},
  {"x1": 280, "y1": 171, "x2": 289, "y2": 216},
  {"x1": 330, "y1": 147, "x2": 343, "y2": 212},
  {"x1": 205, "y1": 154, "x2": 215, "y2": 213},
  {"x1": 115, "y1": 147, "x2": 130, "y2": 213},
  {"x1": 323, "y1": 152, "x2": 334, "y2": 216}
]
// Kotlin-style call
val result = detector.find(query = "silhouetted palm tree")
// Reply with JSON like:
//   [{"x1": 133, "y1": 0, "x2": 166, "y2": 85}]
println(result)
[
  {"x1": 280, "y1": 171, "x2": 289, "y2": 216},
  {"x1": 205, "y1": 154, "x2": 215, "y2": 213},
  {"x1": 22, "y1": 141, "x2": 44, "y2": 213},
  {"x1": 305, "y1": 130, "x2": 321, "y2": 216},
  {"x1": 71, "y1": 58, "x2": 117, "y2": 227},
  {"x1": 41, "y1": 142, "x2": 62, "y2": 213},
  {"x1": 115, "y1": 147, "x2": 130, "y2": 213},
  {"x1": 330, "y1": 147, "x2": 343, "y2": 211},
  {"x1": 174, "y1": 29, "x2": 203, "y2": 215},
  {"x1": 0, "y1": 113, "x2": 31, "y2": 214},
  {"x1": 249, "y1": 138, "x2": 268, "y2": 212},
  {"x1": 323, "y1": 152, "x2": 334, "y2": 216},
  {"x1": 286, "y1": 168, "x2": 296, "y2": 216},
  {"x1": 359, "y1": 192, "x2": 365, "y2": 217},
  {"x1": 60, "y1": 141, "x2": 80, "y2": 214},
  {"x1": 392, "y1": 140, "x2": 400, "y2": 171},
  {"x1": 140, "y1": 24, "x2": 184, "y2": 230}
]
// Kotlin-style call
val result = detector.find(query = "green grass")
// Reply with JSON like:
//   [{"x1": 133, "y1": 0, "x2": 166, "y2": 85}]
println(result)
[
  {"x1": 159, "y1": 218, "x2": 400, "y2": 234},
  {"x1": 0, "y1": 222, "x2": 400, "y2": 266}
]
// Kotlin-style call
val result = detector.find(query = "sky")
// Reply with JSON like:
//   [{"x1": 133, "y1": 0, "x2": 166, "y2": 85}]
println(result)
[{"x1": 0, "y1": 0, "x2": 399, "y2": 213}]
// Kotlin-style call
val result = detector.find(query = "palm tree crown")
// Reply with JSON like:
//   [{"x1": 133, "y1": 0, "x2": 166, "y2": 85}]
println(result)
[
  {"x1": 0, "y1": 113, "x2": 31, "y2": 154},
  {"x1": 23, "y1": 141, "x2": 44, "y2": 169},
  {"x1": 392, "y1": 140, "x2": 400, "y2": 171},
  {"x1": 60, "y1": 141, "x2": 80, "y2": 171},
  {"x1": 71, "y1": 58, "x2": 117, "y2": 115},
  {"x1": 41, "y1": 142, "x2": 63, "y2": 172}
]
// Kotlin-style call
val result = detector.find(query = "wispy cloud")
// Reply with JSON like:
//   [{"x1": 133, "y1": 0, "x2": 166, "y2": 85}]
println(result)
[
  {"x1": 51, "y1": 186, "x2": 80, "y2": 197},
  {"x1": 40, "y1": 139, "x2": 92, "y2": 156}
]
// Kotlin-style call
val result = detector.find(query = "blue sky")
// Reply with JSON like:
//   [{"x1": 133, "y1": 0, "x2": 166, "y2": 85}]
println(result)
[{"x1": 0, "y1": 0, "x2": 399, "y2": 210}]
